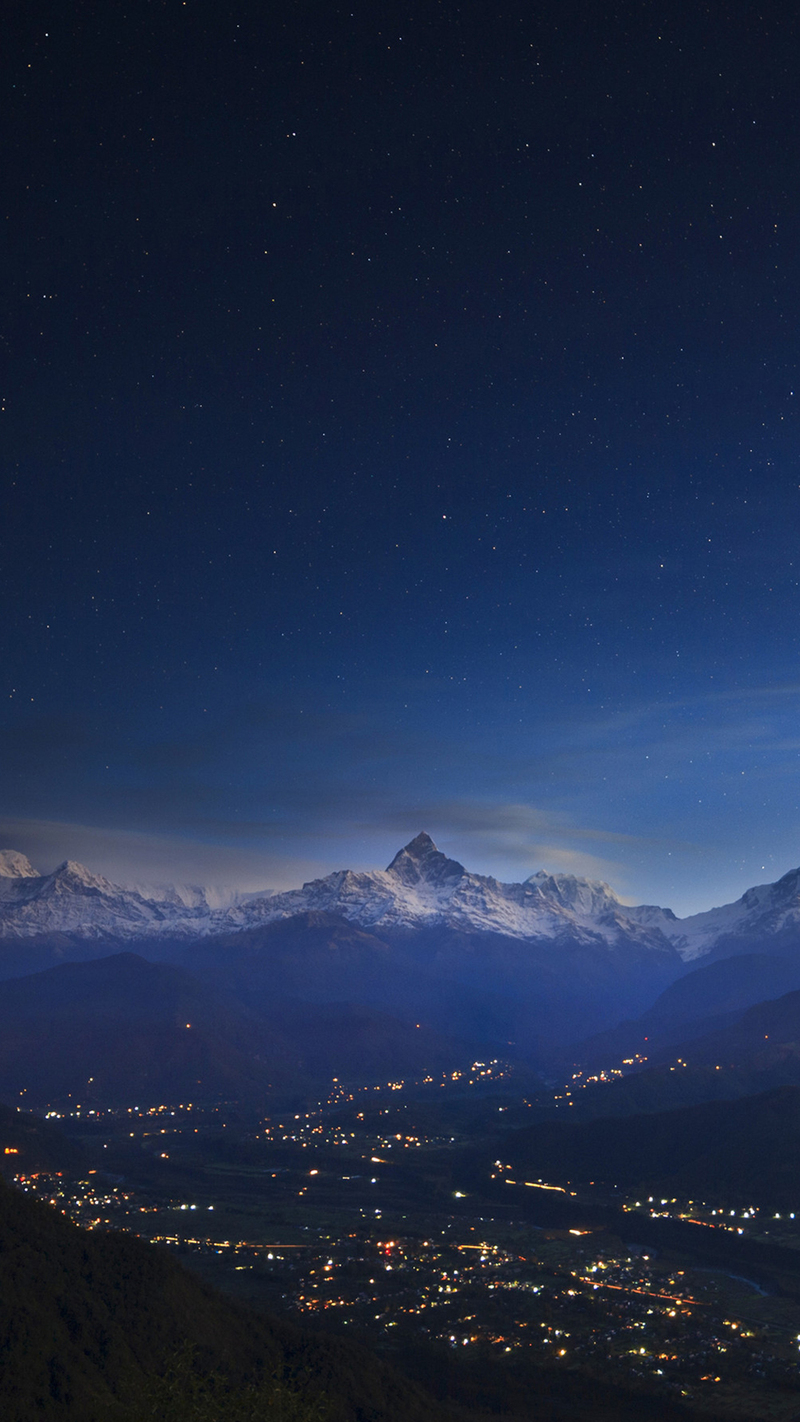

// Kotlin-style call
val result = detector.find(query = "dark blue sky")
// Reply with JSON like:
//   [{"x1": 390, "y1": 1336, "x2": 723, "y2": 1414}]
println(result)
[{"x1": 3, "y1": 0, "x2": 800, "y2": 912}]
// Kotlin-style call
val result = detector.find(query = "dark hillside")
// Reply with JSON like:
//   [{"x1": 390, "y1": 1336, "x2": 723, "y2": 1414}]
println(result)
[
  {"x1": 189, "y1": 912, "x2": 682, "y2": 1062},
  {"x1": 0, "y1": 1174, "x2": 454, "y2": 1422},
  {"x1": 564, "y1": 978, "x2": 800, "y2": 1121},
  {"x1": 188, "y1": 912, "x2": 521, "y2": 1051},
  {"x1": 0, "y1": 950, "x2": 479, "y2": 1105},
  {"x1": 0, "y1": 953, "x2": 304, "y2": 1105},
  {"x1": 265, "y1": 999, "x2": 472, "y2": 1079},
  {"x1": 572, "y1": 954, "x2": 800, "y2": 1072},
  {"x1": 560, "y1": 1059, "x2": 798, "y2": 1121},
  {"x1": 479, "y1": 1084, "x2": 800, "y2": 1207},
  {"x1": 676, "y1": 986, "x2": 800, "y2": 1069}
]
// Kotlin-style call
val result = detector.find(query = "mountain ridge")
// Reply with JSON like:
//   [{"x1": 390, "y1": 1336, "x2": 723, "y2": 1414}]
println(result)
[
  {"x1": 3, "y1": 834, "x2": 800, "y2": 971},
  {"x1": 0, "y1": 833, "x2": 678, "y2": 956}
]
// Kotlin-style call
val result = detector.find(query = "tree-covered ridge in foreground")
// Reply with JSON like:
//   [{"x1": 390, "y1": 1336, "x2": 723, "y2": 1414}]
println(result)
[{"x1": 0, "y1": 1175, "x2": 448, "y2": 1422}]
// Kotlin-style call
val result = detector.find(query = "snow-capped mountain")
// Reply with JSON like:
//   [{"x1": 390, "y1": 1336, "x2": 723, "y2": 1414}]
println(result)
[
  {"x1": 2, "y1": 833, "x2": 800, "y2": 965},
  {"x1": 221, "y1": 833, "x2": 672, "y2": 952},
  {"x1": 0, "y1": 859, "x2": 216, "y2": 939},
  {"x1": 0, "y1": 833, "x2": 668, "y2": 954},
  {"x1": 0, "y1": 850, "x2": 38, "y2": 879},
  {"x1": 653, "y1": 866, "x2": 800, "y2": 961}
]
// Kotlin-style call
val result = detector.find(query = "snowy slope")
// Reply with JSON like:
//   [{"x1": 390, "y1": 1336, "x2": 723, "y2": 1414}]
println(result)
[{"x1": 0, "y1": 859, "x2": 216, "y2": 938}]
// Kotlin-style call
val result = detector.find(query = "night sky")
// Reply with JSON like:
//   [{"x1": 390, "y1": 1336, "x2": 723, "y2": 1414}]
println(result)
[{"x1": 3, "y1": 0, "x2": 800, "y2": 913}]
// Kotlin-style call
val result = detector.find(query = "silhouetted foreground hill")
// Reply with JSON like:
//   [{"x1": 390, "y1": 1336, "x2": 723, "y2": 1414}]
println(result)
[
  {"x1": 0, "y1": 1174, "x2": 454, "y2": 1422},
  {"x1": 482, "y1": 1085, "x2": 800, "y2": 1207}
]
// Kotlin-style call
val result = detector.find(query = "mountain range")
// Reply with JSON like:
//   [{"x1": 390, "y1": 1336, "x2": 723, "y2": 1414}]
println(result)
[
  {"x1": 4, "y1": 835, "x2": 800, "y2": 965},
  {"x1": 4, "y1": 834, "x2": 800, "y2": 1069}
]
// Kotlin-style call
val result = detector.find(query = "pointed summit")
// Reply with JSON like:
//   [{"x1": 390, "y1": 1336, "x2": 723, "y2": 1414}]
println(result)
[
  {"x1": 386, "y1": 833, "x2": 465, "y2": 888},
  {"x1": 397, "y1": 831, "x2": 438, "y2": 859},
  {"x1": 53, "y1": 860, "x2": 108, "y2": 887}
]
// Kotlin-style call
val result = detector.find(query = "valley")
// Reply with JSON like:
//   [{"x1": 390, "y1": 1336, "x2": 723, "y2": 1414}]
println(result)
[
  {"x1": 7, "y1": 1062, "x2": 800, "y2": 1420},
  {"x1": 7, "y1": 837, "x2": 800, "y2": 1418}
]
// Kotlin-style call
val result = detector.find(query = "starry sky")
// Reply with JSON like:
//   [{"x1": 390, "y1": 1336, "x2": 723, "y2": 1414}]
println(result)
[{"x1": 3, "y1": 0, "x2": 800, "y2": 914}]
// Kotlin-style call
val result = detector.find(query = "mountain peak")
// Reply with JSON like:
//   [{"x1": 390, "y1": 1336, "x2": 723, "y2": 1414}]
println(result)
[
  {"x1": 523, "y1": 869, "x2": 625, "y2": 918},
  {"x1": 51, "y1": 860, "x2": 111, "y2": 891},
  {"x1": 401, "y1": 831, "x2": 438, "y2": 858},
  {"x1": 385, "y1": 833, "x2": 465, "y2": 888},
  {"x1": 0, "y1": 850, "x2": 38, "y2": 879},
  {"x1": 55, "y1": 859, "x2": 95, "y2": 878}
]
